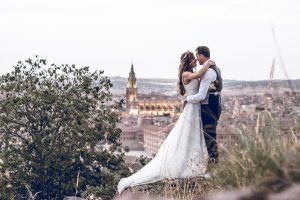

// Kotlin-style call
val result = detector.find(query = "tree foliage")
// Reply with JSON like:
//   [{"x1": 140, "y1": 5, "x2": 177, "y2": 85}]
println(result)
[{"x1": 0, "y1": 56, "x2": 129, "y2": 199}]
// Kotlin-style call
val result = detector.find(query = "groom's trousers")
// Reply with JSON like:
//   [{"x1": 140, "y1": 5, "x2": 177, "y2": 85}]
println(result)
[{"x1": 201, "y1": 93, "x2": 222, "y2": 163}]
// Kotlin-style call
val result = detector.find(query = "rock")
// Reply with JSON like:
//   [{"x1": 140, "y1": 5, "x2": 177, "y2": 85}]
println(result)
[
  {"x1": 114, "y1": 184, "x2": 300, "y2": 200},
  {"x1": 268, "y1": 184, "x2": 300, "y2": 200},
  {"x1": 114, "y1": 191, "x2": 173, "y2": 200},
  {"x1": 203, "y1": 188, "x2": 265, "y2": 200},
  {"x1": 64, "y1": 197, "x2": 86, "y2": 200},
  {"x1": 204, "y1": 185, "x2": 300, "y2": 200}
]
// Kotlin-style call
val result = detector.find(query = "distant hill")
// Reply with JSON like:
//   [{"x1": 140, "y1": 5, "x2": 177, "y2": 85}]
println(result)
[
  {"x1": 110, "y1": 76, "x2": 179, "y2": 96},
  {"x1": 110, "y1": 76, "x2": 300, "y2": 96}
]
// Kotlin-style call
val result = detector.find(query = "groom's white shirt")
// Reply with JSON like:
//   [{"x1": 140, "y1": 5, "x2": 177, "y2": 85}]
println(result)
[{"x1": 186, "y1": 66, "x2": 217, "y2": 104}]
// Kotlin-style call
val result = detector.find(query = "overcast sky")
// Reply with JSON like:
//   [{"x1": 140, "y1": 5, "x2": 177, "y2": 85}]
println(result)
[{"x1": 1, "y1": 0, "x2": 300, "y2": 80}]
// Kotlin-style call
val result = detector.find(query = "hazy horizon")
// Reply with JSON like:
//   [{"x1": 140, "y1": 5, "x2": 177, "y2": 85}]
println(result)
[{"x1": 110, "y1": 75, "x2": 300, "y2": 82}]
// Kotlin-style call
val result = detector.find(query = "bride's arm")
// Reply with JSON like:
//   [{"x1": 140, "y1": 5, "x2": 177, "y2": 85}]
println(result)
[
  {"x1": 194, "y1": 60, "x2": 215, "y2": 78},
  {"x1": 182, "y1": 60, "x2": 215, "y2": 84}
]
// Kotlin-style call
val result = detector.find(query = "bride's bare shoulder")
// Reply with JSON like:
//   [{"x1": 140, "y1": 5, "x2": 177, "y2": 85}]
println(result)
[
  {"x1": 182, "y1": 71, "x2": 193, "y2": 75},
  {"x1": 182, "y1": 71, "x2": 193, "y2": 85}
]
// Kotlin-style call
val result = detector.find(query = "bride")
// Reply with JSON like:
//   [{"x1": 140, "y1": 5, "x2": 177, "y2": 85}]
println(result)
[{"x1": 117, "y1": 51, "x2": 215, "y2": 194}]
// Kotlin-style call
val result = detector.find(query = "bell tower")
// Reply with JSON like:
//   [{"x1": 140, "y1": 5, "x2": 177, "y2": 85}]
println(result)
[{"x1": 126, "y1": 63, "x2": 138, "y2": 115}]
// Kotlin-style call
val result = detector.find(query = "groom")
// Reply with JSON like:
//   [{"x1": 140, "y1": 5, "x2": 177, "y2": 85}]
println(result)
[{"x1": 186, "y1": 46, "x2": 222, "y2": 163}]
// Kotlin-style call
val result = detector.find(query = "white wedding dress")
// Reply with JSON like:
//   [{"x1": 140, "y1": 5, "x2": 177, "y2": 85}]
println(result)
[{"x1": 118, "y1": 79, "x2": 209, "y2": 194}]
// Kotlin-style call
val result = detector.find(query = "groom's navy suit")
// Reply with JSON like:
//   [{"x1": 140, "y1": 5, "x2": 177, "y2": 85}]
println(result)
[{"x1": 186, "y1": 65, "x2": 222, "y2": 163}]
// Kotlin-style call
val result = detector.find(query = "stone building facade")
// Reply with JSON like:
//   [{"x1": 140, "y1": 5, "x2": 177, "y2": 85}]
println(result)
[{"x1": 125, "y1": 64, "x2": 182, "y2": 117}]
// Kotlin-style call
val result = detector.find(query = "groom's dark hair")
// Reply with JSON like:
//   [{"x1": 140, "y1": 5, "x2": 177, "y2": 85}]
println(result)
[{"x1": 195, "y1": 46, "x2": 210, "y2": 58}]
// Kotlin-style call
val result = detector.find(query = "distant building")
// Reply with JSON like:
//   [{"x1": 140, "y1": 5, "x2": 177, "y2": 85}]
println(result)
[
  {"x1": 138, "y1": 99, "x2": 182, "y2": 116},
  {"x1": 143, "y1": 121, "x2": 175, "y2": 155},
  {"x1": 126, "y1": 63, "x2": 139, "y2": 115},
  {"x1": 118, "y1": 115, "x2": 175, "y2": 153},
  {"x1": 119, "y1": 125, "x2": 144, "y2": 151},
  {"x1": 125, "y1": 64, "x2": 182, "y2": 117},
  {"x1": 118, "y1": 115, "x2": 144, "y2": 151}
]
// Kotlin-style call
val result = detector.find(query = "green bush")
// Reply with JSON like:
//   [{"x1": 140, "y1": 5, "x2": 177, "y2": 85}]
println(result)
[{"x1": 0, "y1": 56, "x2": 130, "y2": 199}]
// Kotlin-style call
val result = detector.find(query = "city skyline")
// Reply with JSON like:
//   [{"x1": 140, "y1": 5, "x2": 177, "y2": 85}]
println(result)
[{"x1": 1, "y1": 0, "x2": 300, "y2": 81}]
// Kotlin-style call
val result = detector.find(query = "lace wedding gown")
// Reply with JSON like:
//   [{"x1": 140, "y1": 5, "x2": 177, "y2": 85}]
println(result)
[{"x1": 118, "y1": 79, "x2": 208, "y2": 194}]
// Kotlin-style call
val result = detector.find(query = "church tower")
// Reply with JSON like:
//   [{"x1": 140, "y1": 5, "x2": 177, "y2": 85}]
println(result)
[{"x1": 126, "y1": 63, "x2": 138, "y2": 115}]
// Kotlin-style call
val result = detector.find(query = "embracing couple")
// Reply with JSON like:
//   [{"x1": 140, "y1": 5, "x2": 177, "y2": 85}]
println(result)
[{"x1": 118, "y1": 46, "x2": 222, "y2": 194}]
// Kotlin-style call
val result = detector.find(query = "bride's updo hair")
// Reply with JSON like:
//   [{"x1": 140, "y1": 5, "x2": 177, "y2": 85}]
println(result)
[{"x1": 178, "y1": 51, "x2": 194, "y2": 96}]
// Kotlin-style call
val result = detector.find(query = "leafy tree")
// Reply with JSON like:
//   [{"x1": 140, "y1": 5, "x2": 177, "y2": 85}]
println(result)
[{"x1": 0, "y1": 56, "x2": 130, "y2": 199}]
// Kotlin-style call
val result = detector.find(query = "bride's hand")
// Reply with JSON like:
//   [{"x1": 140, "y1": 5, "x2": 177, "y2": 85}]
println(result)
[{"x1": 204, "y1": 59, "x2": 215, "y2": 67}]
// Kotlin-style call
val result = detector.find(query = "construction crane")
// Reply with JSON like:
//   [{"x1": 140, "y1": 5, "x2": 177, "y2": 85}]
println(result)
[
  {"x1": 264, "y1": 58, "x2": 275, "y2": 112},
  {"x1": 267, "y1": 58, "x2": 275, "y2": 91},
  {"x1": 271, "y1": 25, "x2": 294, "y2": 92}
]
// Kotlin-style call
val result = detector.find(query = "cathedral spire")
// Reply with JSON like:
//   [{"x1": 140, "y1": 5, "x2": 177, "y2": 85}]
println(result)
[
  {"x1": 126, "y1": 62, "x2": 138, "y2": 115},
  {"x1": 127, "y1": 63, "x2": 137, "y2": 88},
  {"x1": 130, "y1": 62, "x2": 134, "y2": 73}
]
